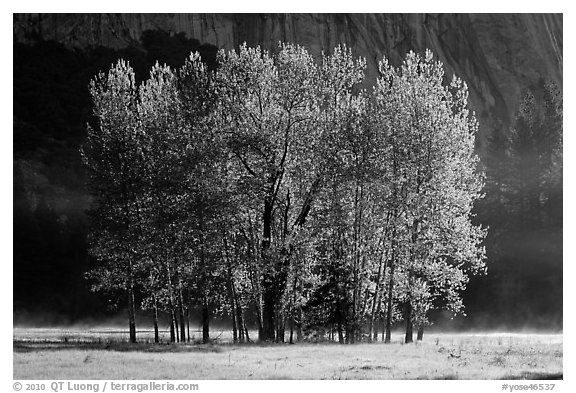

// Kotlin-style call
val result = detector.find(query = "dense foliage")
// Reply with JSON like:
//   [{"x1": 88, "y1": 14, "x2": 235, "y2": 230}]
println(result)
[
  {"x1": 13, "y1": 35, "x2": 563, "y2": 333},
  {"x1": 81, "y1": 43, "x2": 490, "y2": 344}
]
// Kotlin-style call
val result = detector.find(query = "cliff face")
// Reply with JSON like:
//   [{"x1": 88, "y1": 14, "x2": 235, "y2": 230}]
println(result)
[{"x1": 14, "y1": 13, "x2": 563, "y2": 140}]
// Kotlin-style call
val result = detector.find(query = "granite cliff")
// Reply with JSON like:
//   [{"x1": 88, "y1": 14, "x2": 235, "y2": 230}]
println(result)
[{"x1": 14, "y1": 13, "x2": 563, "y2": 141}]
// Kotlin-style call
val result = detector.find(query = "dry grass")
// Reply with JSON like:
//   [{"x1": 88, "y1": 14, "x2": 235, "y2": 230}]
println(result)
[{"x1": 13, "y1": 329, "x2": 562, "y2": 380}]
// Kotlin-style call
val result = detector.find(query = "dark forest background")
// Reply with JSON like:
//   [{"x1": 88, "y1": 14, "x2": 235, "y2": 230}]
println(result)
[{"x1": 13, "y1": 28, "x2": 562, "y2": 331}]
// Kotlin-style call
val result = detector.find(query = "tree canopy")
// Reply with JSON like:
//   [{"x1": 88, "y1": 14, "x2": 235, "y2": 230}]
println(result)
[{"x1": 82, "y1": 43, "x2": 488, "y2": 344}]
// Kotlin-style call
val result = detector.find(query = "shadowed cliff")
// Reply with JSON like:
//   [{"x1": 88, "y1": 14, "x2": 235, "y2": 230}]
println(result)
[{"x1": 13, "y1": 13, "x2": 563, "y2": 142}]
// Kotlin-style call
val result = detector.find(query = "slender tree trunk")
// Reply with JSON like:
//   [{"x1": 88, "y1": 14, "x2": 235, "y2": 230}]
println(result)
[
  {"x1": 405, "y1": 302, "x2": 413, "y2": 344},
  {"x1": 345, "y1": 324, "x2": 351, "y2": 344},
  {"x1": 373, "y1": 292, "x2": 384, "y2": 342},
  {"x1": 385, "y1": 260, "x2": 395, "y2": 344},
  {"x1": 127, "y1": 284, "x2": 136, "y2": 344},
  {"x1": 152, "y1": 295, "x2": 159, "y2": 344},
  {"x1": 165, "y1": 258, "x2": 177, "y2": 343},
  {"x1": 178, "y1": 286, "x2": 186, "y2": 343},
  {"x1": 296, "y1": 306, "x2": 303, "y2": 342},
  {"x1": 351, "y1": 187, "x2": 359, "y2": 346},
  {"x1": 244, "y1": 322, "x2": 251, "y2": 343},
  {"x1": 359, "y1": 286, "x2": 371, "y2": 341},
  {"x1": 238, "y1": 316, "x2": 245, "y2": 342},
  {"x1": 417, "y1": 326, "x2": 424, "y2": 341},
  {"x1": 223, "y1": 236, "x2": 238, "y2": 343},
  {"x1": 230, "y1": 280, "x2": 238, "y2": 344},
  {"x1": 368, "y1": 294, "x2": 379, "y2": 341},
  {"x1": 261, "y1": 198, "x2": 276, "y2": 342},
  {"x1": 370, "y1": 230, "x2": 389, "y2": 342},
  {"x1": 261, "y1": 287, "x2": 275, "y2": 342},
  {"x1": 122, "y1": 193, "x2": 138, "y2": 345},
  {"x1": 255, "y1": 301, "x2": 264, "y2": 340},
  {"x1": 285, "y1": 273, "x2": 298, "y2": 345},
  {"x1": 244, "y1": 228, "x2": 262, "y2": 342},
  {"x1": 276, "y1": 309, "x2": 285, "y2": 343},
  {"x1": 338, "y1": 320, "x2": 344, "y2": 344},
  {"x1": 186, "y1": 306, "x2": 190, "y2": 342},
  {"x1": 385, "y1": 228, "x2": 396, "y2": 344},
  {"x1": 231, "y1": 304, "x2": 238, "y2": 344},
  {"x1": 169, "y1": 311, "x2": 176, "y2": 343},
  {"x1": 236, "y1": 296, "x2": 245, "y2": 343},
  {"x1": 202, "y1": 301, "x2": 210, "y2": 344},
  {"x1": 351, "y1": 183, "x2": 366, "y2": 344},
  {"x1": 174, "y1": 308, "x2": 180, "y2": 343}
]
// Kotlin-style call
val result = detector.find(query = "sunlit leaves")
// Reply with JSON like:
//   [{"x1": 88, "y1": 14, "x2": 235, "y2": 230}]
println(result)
[
  {"x1": 374, "y1": 49, "x2": 487, "y2": 321},
  {"x1": 83, "y1": 45, "x2": 488, "y2": 341}
]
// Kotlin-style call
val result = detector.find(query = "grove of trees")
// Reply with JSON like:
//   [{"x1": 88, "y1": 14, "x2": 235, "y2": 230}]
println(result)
[{"x1": 82, "y1": 43, "x2": 488, "y2": 344}]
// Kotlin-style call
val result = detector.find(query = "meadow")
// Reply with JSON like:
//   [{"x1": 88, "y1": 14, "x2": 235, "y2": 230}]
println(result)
[{"x1": 13, "y1": 328, "x2": 562, "y2": 380}]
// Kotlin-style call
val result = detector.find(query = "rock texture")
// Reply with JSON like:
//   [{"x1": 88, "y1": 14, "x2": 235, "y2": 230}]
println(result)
[{"x1": 13, "y1": 13, "x2": 563, "y2": 140}]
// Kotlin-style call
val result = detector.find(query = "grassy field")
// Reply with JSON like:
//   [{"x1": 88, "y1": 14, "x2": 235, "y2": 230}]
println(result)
[{"x1": 13, "y1": 328, "x2": 562, "y2": 380}]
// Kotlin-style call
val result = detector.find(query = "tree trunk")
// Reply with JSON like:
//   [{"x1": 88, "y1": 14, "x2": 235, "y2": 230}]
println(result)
[
  {"x1": 202, "y1": 302, "x2": 210, "y2": 344},
  {"x1": 296, "y1": 306, "x2": 303, "y2": 342},
  {"x1": 370, "y1": 233, "x2": 389, "y2": 342},
  {"x1": 127, "y1": 284, "x2": 136, "y2": 344},
  {"x1": 231, "y1": 305, "x2": 238, "y2": 344},
  {"x1": 417, "y1": 326, "x2": 424, "y2": 341},
  {"x1": 169, "y1": 314, "x2": 175, "y2": 343},
  {"x1": 229, "y1": 281, "x2": 238, "y2": 343},
  {"x1": 276, "y1": 309, "x2": 285, "y2": 343},
  {"x1": 238, "y1": 317, "x2": 245, "y2": 343},
  {"x1": 368, "y1": 296, "x2": 378, "y2": 342},
  {"x1": 178, "y1": 287, "x2": 186, "y2": 343},
  {"x1": 385, "y1": 251, "x2": 395, "y2": 344},
  {"x1": 255, "y1": 301, "x2": 264, "y2": 340},
  {"x1": 346, "y1": 317, "x2": 354, "y2": 344},
  {"x1": 236, "y1": 297, "x2": 245, "y2": 343},
  {"x1": 261, "y1": 198, "x2": 276, "y2": 342},
  {"x1": 262, "y1": 283, "x2": 276, "y2": 341},
  {"x1": 351, "y1": 183, "x2": 364, "y2": 345},
  {"x1": 165, "y1": 259, "x2": 177, "y2": 343},
  {"x1": 245, "y1": 239, "x2": 263, "y2": 341},
  {"x1": 244, "y1": 323, "x2": 251, "y2": 343},
  {"x1": 174, "y1": 309, "x2": 180, "y2": 343},
  {"x1": 223, "y1": 236, "x2": 238, "y2": 344},
  {"x1": 123, "y1": 200, "x2": 137, "y2": 345},
  {"x1": 359, "y1": 287, "x2": 371, "y2": 342},
  {"x1": 404, "y1": 302, "x2": 413, "y2": 344},
  {"x1": 373, "y1": 293, "x2": 383, "y2": 342},
  {"x1": 186, "y1": 307, "x2": 190, "y2": 342},
  {"x1": 153, "y1": 295, "x2": 159, "y2": 344}
]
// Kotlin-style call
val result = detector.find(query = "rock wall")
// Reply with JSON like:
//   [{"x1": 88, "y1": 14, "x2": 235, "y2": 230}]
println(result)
[{"x1": 13, "y1": 13, "x2": 563, "y2": 140}]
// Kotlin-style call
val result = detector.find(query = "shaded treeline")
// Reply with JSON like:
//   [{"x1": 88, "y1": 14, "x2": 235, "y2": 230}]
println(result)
[
  {"x1": 13, "y1": 32, "x2": 218, "y2": 324},
  {"x1": 465, "y1": 81, "x2": 563, "y2": 330}
]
